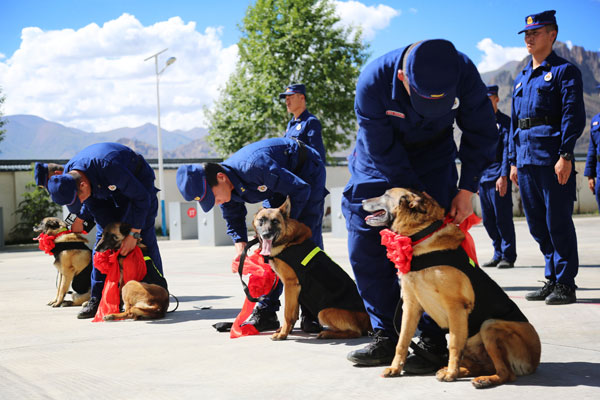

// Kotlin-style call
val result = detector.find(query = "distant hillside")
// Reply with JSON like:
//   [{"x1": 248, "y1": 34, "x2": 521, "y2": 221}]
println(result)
[
  {"x1": 0, "y1": 115, "x2": 211, "y2": 159},
  {"x1": 482, "y1": 41, "x2": 600, "y2": 154}
]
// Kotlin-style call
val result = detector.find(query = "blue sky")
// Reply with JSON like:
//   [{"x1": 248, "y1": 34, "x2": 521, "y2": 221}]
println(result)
[{"x1": 0, "y1": 0, "x2": 598, "y2": 132}]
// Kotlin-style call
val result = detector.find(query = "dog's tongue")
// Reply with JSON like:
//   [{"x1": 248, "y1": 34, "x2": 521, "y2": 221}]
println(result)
[
  {"x1": 260, "y1": 239, "x2": 273, "y2": 256},
  {"x1": 365, "y1": 210, "x2": 385, "y2": 221}
]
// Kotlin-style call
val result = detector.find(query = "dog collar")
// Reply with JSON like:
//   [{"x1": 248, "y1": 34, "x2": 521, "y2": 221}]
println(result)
[{"x1": 409, "y1": 219, "x2": 445, "y2": 244}]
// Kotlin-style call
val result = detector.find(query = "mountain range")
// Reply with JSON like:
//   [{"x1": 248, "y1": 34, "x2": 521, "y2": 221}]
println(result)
[{"x1": 1, "y1": 41, "x2": 598, "y2": 159}]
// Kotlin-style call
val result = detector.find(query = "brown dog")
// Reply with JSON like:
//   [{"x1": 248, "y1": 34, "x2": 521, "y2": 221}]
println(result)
[
  {"x1": 253, "y1": 198, "x2": 370, "y2": 340},
  {"x1": 95, "y1": 222, "x2": 169, "y2": 321},
  {"x1": 363, "y1": 188, "x2": 541, "y2": 388},
  {"x1": 34, "y1": 217, "x2": 92, "y2": 307}
]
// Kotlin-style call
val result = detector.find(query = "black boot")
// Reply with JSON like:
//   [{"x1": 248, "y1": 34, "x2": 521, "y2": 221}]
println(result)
[
  {"x1": 300, "y1": 314, "x2": 323, "y2": 333},
  {"x1": 241, "y1": 308, "x2": 280, "y2": 332},
  {"x1": 77, "y1": 297, "x2": 100, "y2": 319},
  {"x1": 482, "y1": 258, "x2": 501, "y2": 267},
  {"x1": 347, "y1": 330, "x2": 396, "y2": 366},
  {"x1": 403, "y1": 336, "x2": 449, "y2": 375},
  {"x1": 545, "y1": 283, "x2": 576, "y2": 305},
  {"x1": 525, "y1": 281, "x2": 556, "y2": 301}
]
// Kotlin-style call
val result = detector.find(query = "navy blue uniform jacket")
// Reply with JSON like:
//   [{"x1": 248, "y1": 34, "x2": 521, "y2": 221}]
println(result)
[
  {"x1": 351, "y1": 46, "x2": 497, "y2": 194},
  {"x1": 64, "y1": 142, "x2": 157, "y2": 229},
  {"x1": 284, "y1": 109, "x2": 326, "y2": 162},
  {"x1": 584, "y1": 113, "x2": 600, "y2": 178},
  {"x1": 509, "y1": 51, "x2": 586, "y2": 167},
  {"x1": 220, "y1": 137, "x2": 326, "y2": 242}
]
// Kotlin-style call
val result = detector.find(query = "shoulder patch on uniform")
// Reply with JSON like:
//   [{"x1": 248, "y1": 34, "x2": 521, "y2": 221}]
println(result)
[
  {"x1": 385, "y1": 110, "x2": 405, "y2": 118},
  {"x1": 108, "y1": 185, "x2": 117, "y2": 191},
  {"x1": 544, "y1": 72, "x2": 552, "y2": 82},
  {"x1": 257, "y1": 185, "x2": 267, "y2": 192},
  {"x1": 515, "y1": 82, "x2": 522, "y2": 90},
  {"x1": 296, "y1": 124, "x2": 302, "y2": 131}
]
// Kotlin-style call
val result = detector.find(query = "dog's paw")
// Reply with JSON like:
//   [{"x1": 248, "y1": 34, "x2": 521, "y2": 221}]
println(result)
[
  {"x1": 382, "y1": 367, "x2": 401, "y2": 377},
  {"x1": 271, "y1": 332, "x2": 288, "y2": 341},
  {"x1": 436, "y1": 367, "x2": 458, "y2": 382},
  {"x1": 472, "y1": 376, "x2": 494, "y2": 389},
  {"x1": 60, "y1": 300, "x2": 73, "y2": 307}
]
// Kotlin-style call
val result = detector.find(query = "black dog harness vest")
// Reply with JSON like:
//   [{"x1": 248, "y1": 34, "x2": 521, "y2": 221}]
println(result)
[
  {"x1": 411, "y1": 246, "x2": 528, "y2": 338},
  {"x1": 271, "y1": 240, "x2": 366, "y2": 316}
]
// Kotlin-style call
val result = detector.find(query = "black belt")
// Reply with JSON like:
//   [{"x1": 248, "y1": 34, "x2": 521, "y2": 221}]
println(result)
[
  {"x1": 403, "y1": 126, "x2": 452, "y2": 151},
  {"x1": 293, "y1": 140, "x2": 308, "y2": 175},
  {"x1": 518, "y1": 116, "x2": 560, "y2": 129}
]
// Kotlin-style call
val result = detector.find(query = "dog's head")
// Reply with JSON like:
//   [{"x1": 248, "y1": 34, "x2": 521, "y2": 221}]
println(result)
[
  {"x1": 95, "y1": 222, "x2": 133, "y2": 252},
  {"x1": 252, "y1": 197, "x2": 311, "y2": 257},
  {"x1": 34, "y1": 217, "x2": 68, "y2": 235},
  {"x1": 362, "y1": 188, "x2": 445, "y2": 236}
]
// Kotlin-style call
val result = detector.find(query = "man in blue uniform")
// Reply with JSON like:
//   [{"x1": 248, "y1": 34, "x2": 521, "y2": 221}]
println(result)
[
  {"x1": 479, "y1": 85, "x2": 517, "y2": 269},
  {"x1": 279, "y1": 83, "x2": 326, "y2": 163},
  {"x1": 34, "y1": 162, "x2": 64, "y2": 188},
  {"x1": 584, "y1": 84, "x2": 600, "y2": 212},
  {"x1": 342, "y1": 39, "x2": 498, "y2": 372},
  {"x1": 509, "y1": 10, "x2": 586, "y2": 305},
  {"x1": 47, "y1": 142, "x2": 164, "y2": 318},
  {"x1": 177, "y1": 137, "x2": 327, "y2": 332}
]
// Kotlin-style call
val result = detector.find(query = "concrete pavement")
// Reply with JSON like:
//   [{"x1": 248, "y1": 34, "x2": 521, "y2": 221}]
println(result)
[{"x1": 0, "y1": 216, "x2": 599, "y2": 399}]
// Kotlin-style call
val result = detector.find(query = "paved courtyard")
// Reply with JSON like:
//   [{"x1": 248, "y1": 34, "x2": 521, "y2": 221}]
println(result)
[{"x1": 0, "y1": 216, "x2": 599, "y2": 399}]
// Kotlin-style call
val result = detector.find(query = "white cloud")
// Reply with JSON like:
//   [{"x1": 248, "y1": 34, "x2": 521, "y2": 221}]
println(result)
[
  {"x1": 0, "y1": 14, "x2": 238, "y2": 131},
  {"x1": 565, "y1": 40, "x2": 573, "y2": 50},
  {"x1": 476, "y1": 38, "x2": 529, "y2": 73},
  {"x1": 334, "y1": 1, "x2": 400, "y2": 41}
]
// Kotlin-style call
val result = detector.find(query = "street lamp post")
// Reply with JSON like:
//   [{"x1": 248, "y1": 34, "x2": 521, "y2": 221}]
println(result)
[{"x1": 144, "y1": 48, "x2": 176, "y2": 237}]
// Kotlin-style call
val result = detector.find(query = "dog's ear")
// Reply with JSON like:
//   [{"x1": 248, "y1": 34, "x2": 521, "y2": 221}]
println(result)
[
  {"x1": 405, "y1": 192, "x2": 427, "y2": 214},
  {"x1": 279, "y1": 196, "x2": 291, "y2": 218},
  {"x1": 119, "y1": 223, "x2": 132, "y2": 236},
  {"x1": 47, "y1": 218, "x2": 61, "y2": 229}
]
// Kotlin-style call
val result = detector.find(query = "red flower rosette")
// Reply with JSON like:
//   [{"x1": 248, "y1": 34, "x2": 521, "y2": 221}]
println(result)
[{"x1": 380, "y1": 228, "x2": 413, "y2": 275}]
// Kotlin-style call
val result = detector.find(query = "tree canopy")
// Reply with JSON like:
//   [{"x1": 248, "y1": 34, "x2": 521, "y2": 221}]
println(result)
[{"x1": 206, "y1": 0, "x2": 369, "y2": 158}]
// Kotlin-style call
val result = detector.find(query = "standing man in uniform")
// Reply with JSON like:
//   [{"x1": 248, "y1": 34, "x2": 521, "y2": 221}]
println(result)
[
  {"x1": 279, "y1": 83, "x2": 326, "y2": 332},
  {"x1": 342, "y1": 39, "x2": 498, "y2": 372},
  {"x1": 479, "y1": 85, "x2": 517, "y2": 269},
  {"x1": 176, "y1": 137, "x2": 327, "y2": 333},
  {"x1": 47, "y1": 142, "x2": 165, "y2": 318},
  {"x1": 584, "y1": 84, "x2": 600, "y2": 212},
  {"x1": 279, "y1": 83, "x2": 326, "y2": 163},
  {"x1": 509, "y1": 10, "x2": 586, "y2": 305}
]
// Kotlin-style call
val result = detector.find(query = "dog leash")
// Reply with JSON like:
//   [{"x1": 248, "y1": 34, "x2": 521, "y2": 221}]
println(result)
[{"x1": 237, "y1": 238, "x2": 279, "y2": 302}]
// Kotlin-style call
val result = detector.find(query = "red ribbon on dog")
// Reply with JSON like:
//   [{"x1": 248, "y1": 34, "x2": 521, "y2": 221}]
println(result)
[
  {"x1": 380, "y1": 213, "x2": 481, "y2": 275},
  {"x1": 91, "y1": 247, "x2": 147, "y2": 322},
  {"x1": 34, "y1": 230, "x2": 70, "y2": 255},
  {"x1": 229, "y1": 249, "x2": 278, "y2": 338}
]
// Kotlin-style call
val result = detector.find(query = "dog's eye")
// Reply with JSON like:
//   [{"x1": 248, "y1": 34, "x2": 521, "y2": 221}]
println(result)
[{"x1": 271, "y1": 219, "x2": 279, "y2": 225}]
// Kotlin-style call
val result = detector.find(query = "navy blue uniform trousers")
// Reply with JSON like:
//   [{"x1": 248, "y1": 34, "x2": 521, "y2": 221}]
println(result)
[
  {"x1": 342, "y1": 164, "x2": 458, "y2": 342},
  {"x1": 518, "y1": 165, "x2": 578, "y2": 287},
  {"x1": 479, "y1": 180, "x2": 516, "y2": 263}
]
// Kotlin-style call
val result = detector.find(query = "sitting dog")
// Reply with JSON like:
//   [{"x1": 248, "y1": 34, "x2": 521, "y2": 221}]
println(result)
[
  {"x1": 95, "y1": 222, "x2": 169, "y2": 321},
  {"x1": 34, "y1": 217, "x2": 92, "y2": 307},
  {"x1": 253, "y1": 198, "x2": 370, "y2": 340},
  {"x1": 363, "y1": 188, "x2": 541, "y2": 388}
]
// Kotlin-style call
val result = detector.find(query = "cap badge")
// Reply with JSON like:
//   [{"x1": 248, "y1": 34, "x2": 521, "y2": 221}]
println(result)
[
  {"x1": 544, "y1": 72, "x2": 552, "y2": 82},
  {"x1": 452, "y1": 97, "x2": 460, "y2": 110},
  {"x1": 527, "y1": 16, "x2": 533, "y2": 24},
  {"x1": 240, "y1": 187, "x2": 246, "y2": 192},
  {"x1": 108, "y1": 185, "x2": 117, "y2": 191},
  {"x1": 258, "y1": 185, "x2": 267, "y2": 192},
  {"x1": 194, "y1": 196, "x2": 201, "y2": 201},
  {"x1": 593, "y1": 121, "x2": 599, "y2": 126}
]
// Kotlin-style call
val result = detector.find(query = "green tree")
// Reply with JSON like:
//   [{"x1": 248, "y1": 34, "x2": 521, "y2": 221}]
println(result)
[
  {"x1": 206, "y1": 0, "x2": 369, "y2": 157},
  {"x1": 10, "y1": 182, "x2": 62, "y2": 243},
  {"x1": 0, "y1": 86, "x2": 6, "y2": 145}
]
